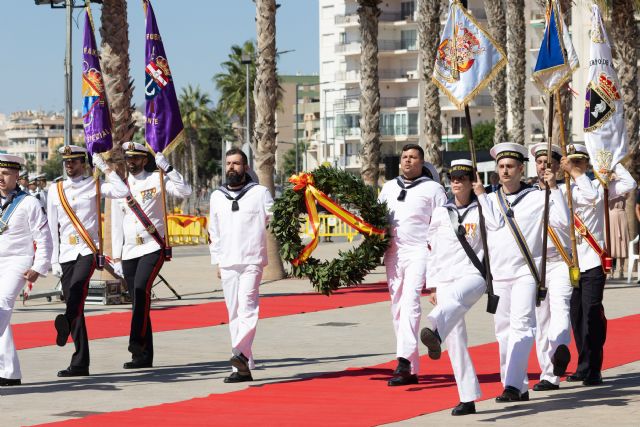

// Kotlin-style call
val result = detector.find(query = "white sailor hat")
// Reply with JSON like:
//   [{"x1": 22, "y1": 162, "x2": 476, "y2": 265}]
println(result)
[
  {"x1": 0, "y1": 154, "x2": 26, "y2": 170},
  {"x1": 28, "y1": 174, "x2": 38, "y2": 184},
  {"x1": 34, "y1": 173, "x2": 46, "y2": 180},
  {"x1": 449, "y1": 159, "x2": 474, "y2": 178},
  {"x1": 59, "y1": 145, "x2": 87, "y2": 160},
  {"x1": 490, "y1": 142, "x2": 529, "y2": 163},
  {"x1": 566, "y1": 143, "x2": 589, "y2": 160},
  {"x1": 530, "y1": 143, "x2": 562, "y2": 162},
  {"x1": 123, "y1": 141, "x2": 150, "y2": 157}
]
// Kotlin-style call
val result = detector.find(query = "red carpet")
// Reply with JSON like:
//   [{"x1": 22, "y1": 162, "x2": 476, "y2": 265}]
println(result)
[
  {"x1": 38, "y1": 313, "x2": 640, "y2": 427},
  {"x1": 14, "y1": 283, "x2": 390, "y2": 350}
]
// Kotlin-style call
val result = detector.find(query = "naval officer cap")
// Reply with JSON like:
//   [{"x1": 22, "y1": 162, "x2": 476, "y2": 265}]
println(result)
[
  {"x1": 530, "y1": 143, "x2": 562, "y2": 162},
  {"x1": 490, "y1": 142, "x2": 529, "y2": 163},
  {"x1": 59, "y1": 145, "x2": 87, "y2": 160},
  {"x1": 123, "y1": 141, "x2": 150, "y2": 157},
  {"x1": 28, "y1": 174, "x2": 39, "y2": 184},
  {"x1": 449, "y1": 159, "x2": 474, "y2": 179},
  {"x1": 566, "y1": 143, "x2": 589, "y2": 160},
  {"x1": 0, "y1": 154, "x2": 26, "y2": 171}
]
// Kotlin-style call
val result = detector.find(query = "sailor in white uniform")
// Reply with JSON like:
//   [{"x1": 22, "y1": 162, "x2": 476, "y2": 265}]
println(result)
[
  {"x1": 528, "y1": 143, "x2": 575, "y2": 391},
  {"x1": 480, "y1": 142, "x2": 570, "y2": 402},
  {"x1": 111, "y1": 142, "x2": 192, "y2": 369},
  {"x1": 421, "y1": 159, "x2": 502, "y2": 415},
  {"x1": 209, "y1": 148, "x2": 273, "y2": 383},
  {"x1": 377, "y1": 144, "x2": 447, "y2": 386},
  {"x1": 562, "y1": 144, "x2": 636, "y2": 386},
  {"x1": 28, "y1": 175, "x2": 47, "y2": 212},
  {"x1": 47, "y1": 145, "x2": 129, "y2": 377},
  {"x1": 0, "y1": 154, "x2": 52, "y2": 386}
]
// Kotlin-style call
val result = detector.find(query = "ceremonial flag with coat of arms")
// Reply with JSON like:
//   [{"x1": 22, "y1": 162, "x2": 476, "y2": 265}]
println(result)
[
  {"x1": 432, "y1": 0, "x2": 507, "y2": 110},
  {"x1": 532, "y1": 0, "x2": 579, "y2": 95},
  {"x1": 144, "y1": 0, "x2": 184, "y2": 155},
  {"x1": 81, "y1": 6, "x2": 112, "y2": 154},
  {"x1": 583, "y1": 4, "x2": 628, "y2": 182}
]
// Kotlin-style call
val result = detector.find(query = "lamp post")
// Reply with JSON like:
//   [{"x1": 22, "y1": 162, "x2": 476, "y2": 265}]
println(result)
[{"x1": 241, "y1": 53, "x2": 253, "y2": 168}]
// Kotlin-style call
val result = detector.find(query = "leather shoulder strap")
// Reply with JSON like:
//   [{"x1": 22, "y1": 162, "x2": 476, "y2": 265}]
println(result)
[{"x1": 56, "y1": 181, "x2": 98, "y2": 253}]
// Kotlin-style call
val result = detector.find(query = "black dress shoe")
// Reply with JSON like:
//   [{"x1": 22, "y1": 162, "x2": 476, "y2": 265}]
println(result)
[
  {"x1": 128, "y1": 343, "x2": 145, "y2": 358},
  {"x1": 123, "y1": 360, "x2": 153, "y2": 369},
  {"x1": 451, "y1": 401, "x2": 476, "y2": 416},
  {"x1": 420, "y1": 327, "x2": 442, "y2": 360},
  {"x1": 496, "y1": 386, "x2": 528, "y2": 402},
  {"x1": 0, "y1": 377, "x2": 22, "y2": 386},
  {"x1": 387, "y1": 374, "x2": 418, "y2": 386},
  {"x1": 552, "y1": 344, "x2": 571, "y2": 376},
  {"x1": 57, "y1": 367, "x2": 90, "y2": 377},
  {"x1": 230, "y1": 353, "x2": 250, "y2": 373},
  {"x1": 223, "y1": 371, "x2": 253, "y2": 383},
  {"x1": 583, "y1": 374, "x2": 603, "y2": 386},
  {"x1": 533, "y1": 379, "x2": 559, "y2": 391},
  {"x1": 566, "y1": 373, "x2": 586, "y2": 382},
  {"x1": 393, "y1": 357, "x2": 411, "y2": 375},
  {"x1": 54, "y1": 314, "x2": 70, "y2": 347}
]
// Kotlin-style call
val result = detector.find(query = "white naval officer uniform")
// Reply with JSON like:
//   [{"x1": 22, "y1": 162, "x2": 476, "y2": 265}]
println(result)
[
  {"x1": 208, "y1": 181, "x2": 273, "y2": 372},
  {"x1": 425, "y1": 191, "x2": 502, "y2": 403},
  {"x1": 378, "y1": 174, "x2": 447, "y2": 375},
  {"x1": 483, "y1": 143, "x2": 570, "y2": 395},
  {"x1": 0, "y1": 164, "x2": 52, "y2": 380}
]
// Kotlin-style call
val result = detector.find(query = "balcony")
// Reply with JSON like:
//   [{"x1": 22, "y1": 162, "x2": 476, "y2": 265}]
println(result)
[
  {"x1": 335, "y1": 70, "x2": 361, "y2": 82},
  {"x1": 380, "y1": 97, "x2": 419, "y2": 108},
  {"x1": 335, "y1": 11, "x2": 416, "y2": 25},
  {"x1": 335, "y1": 127, "x2": 361, "y2": 139},
  {"x1": 335, "y1": 42, "x2": 361, "y2": 54},
  {"x1": 334, "y1": 98, "x2": 360, "y2": 112},
  {"x1": 378, "y1": 39, "x2": 417, "y2": 52},
  {"x1": 381, "y1": 125, "x2": 419, "y2": 136},
  {"x1": 335, "y1": 13, "x2": 359, "y2": 25},
  {"x1": 439, "y1": 94, "x2": 493, "y2": 109},
  {"x1": 379, "y1": 69, "x2": 419, "y2": 80}
]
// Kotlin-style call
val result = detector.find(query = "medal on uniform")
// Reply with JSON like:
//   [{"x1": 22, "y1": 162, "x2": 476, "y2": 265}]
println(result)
[
  {"x1": 136, "y1": 235, "x2": 144, "y2": 245},
  {"x1": 69, "y1": 234, "x2": 80, "y2": 245}
]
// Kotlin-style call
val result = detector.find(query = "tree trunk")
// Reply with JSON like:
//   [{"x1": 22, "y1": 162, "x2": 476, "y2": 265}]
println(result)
[
  {"x1": 506, "y1": 0, "x2": 526, "y2": 145},
  {"x1": 358, "y1": 0, "x2": 382, "y2": 187},
  {"x1": 484, "y1": 0, "x2": 508, "y2": 145},
  {"x1": 254, "y1": 0, "x2": 285, "y2": 280},
  {"x1": 418, "y1": 0, "x2": 442, "y2": 171},
  {"x1": 610, "y1": 0, "x2": 640, "y2": 180}
]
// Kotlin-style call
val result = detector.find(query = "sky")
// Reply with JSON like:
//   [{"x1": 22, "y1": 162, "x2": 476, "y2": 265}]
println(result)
[{"x1": 0, "y1": 0, "x2": 319, "y2": 115}]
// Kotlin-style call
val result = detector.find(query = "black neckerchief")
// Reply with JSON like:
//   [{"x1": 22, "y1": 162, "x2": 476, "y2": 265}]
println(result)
[
  {"x1": 499, "y1": 183, "x2": 536, "y2": 217},
  {"x1": 395, "y1": 173, "x2": 431, "y2": 201},
  {"x1": 217, "y1": 176, "x2": 258, "y2": 212},
  {"x1": 444, "y1": 198, "x2": 478, "y2": 236},
  {"x1": 0, "y1": 189, "x2": 19, "y2": 215}
]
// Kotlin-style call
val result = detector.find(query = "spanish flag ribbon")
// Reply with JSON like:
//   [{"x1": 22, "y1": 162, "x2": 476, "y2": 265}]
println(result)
[{"x1": 289, "y1": 172, "x2": 385, "y2": 266}]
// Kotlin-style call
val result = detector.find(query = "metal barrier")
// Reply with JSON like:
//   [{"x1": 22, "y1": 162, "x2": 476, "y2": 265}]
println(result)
[
  {"x1": 301, "y1": 214, "x2": 360, "y2": 242},
  {"x1": 166, "y1": 214, "x2": 208, "y2": 245}
]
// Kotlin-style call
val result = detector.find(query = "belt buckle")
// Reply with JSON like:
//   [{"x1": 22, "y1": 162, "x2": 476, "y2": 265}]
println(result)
[
  {"x1": 146, "y1": 224, "x2": 156, "y2": 234},
  {"x1": 136, "y1": 235, "x2": 144, "y2": 245}
]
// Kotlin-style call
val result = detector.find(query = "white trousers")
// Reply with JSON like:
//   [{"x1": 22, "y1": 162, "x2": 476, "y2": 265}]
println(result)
[
  {"x1": 220, "y1": 264, "x2": 263, "y2": 372},
  {"x1": 385, "y1": 253, "x2": 426, "y2": 375},
  {"x1": 534, "y1": 260, "x2": 572, "y2": 385},
  {"x1": 427, "y1": 274, "x2": 485, "y2": 402},
  {"x1": 0, "y1": 256, "x2": 33, "y2": 380},
  {"x1": 493, "y1": 275, "x2": 537, "y2": 394}
]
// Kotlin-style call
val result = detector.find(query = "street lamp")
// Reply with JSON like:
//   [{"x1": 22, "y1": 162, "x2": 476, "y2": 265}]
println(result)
[{"x1": 240, "y1": 53, "x2": 253, "y2": 168}]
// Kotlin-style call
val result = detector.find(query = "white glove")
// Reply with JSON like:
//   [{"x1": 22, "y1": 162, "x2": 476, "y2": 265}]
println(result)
[
  {"x1": 92, "y1": 153, "x2": 109, "y2": 173},
  {"x1": 52, "y1": 263, "x2": 63, "y2": 278},
  {"x1": 112, "y1": 262, "x2": 124, "y2": 278},
  {"x1": 155, "y1": 152, "x2": 171, "y2": 172}
]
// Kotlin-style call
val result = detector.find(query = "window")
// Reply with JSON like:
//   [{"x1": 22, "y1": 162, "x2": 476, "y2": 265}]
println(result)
[
  {"x1": 408, "y1": 113, "x2": 418, "y2": 135},
  {"x1": 451, "y1": 116, "x2": 467, "y2": 135},
  {"x1": 401, "y1": 1, "x2": 415, "y2": 20},
  {"x1": 339, "y1": 32, "x2": 347, "y2": 45},
  {"x1": 346, "y1": 142, "x2": 359, "y2": 156},
  {"x1": 381, "y1": 113, "x2": 395, "y2": 136},
  {"x1": 395, "y1": 113, "x2": 407, "y2": 135},
  {"x1": 401, "y1": 30, "x2": 417, "y2": 50}
]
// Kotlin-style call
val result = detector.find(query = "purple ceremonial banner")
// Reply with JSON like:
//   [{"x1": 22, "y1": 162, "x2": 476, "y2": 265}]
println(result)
[
  {"x1": 82, "y1": 8, "x2": 112, "y2": 154},
  {"x1": 144, "y1": 0, "x2": 184, "y2": 155}
]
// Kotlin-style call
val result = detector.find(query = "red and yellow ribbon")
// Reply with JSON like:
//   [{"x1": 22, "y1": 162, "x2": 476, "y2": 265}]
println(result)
[{"x1": 289, "y1": 172, "x2": 385, "y2": 266}]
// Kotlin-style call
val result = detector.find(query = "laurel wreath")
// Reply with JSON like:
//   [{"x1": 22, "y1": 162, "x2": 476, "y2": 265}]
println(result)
[{"x1": 270, "y1": 166, "x2": 389, "y2": 295}]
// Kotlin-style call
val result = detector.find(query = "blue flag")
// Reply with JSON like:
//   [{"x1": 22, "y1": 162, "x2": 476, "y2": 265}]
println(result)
[{"x1": 532, "y1": 0, "x2": 579, "y2": 94}]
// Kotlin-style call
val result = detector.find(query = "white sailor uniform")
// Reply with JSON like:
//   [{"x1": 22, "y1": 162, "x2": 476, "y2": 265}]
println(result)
[
  {"x1": 111, "y1": 169, "x2": 191, "y2": 362},
  {"x1": 484, "y1": 185, "x2": 570, "y2": 394},
  {"x1": 378, "y1": 175, "x2": 447, "y2": 375},
  {"x1": 48, "y1": 172, "x2": 128, "y2": 368},
  {"x1": 425, "y1": 195, "x2": 501, "y2": 402},
  {"x1": 209, "y1": 182, "x2": 273, "y2": 371},
  {"x1": 0, "y1": 193, "x2": 52, "y2": 380}
]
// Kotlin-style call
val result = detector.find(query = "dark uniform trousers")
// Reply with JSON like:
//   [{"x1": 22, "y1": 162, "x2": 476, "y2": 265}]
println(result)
[
  {"x1": 570, "y1": 266, "x2": 607, "y2": 377},
  {"x1": 60, "y1": 254, "x2": 96, "y2": 369},
  {"x1": 122, "y1": 249, "x2": 164, "y2": 363}
]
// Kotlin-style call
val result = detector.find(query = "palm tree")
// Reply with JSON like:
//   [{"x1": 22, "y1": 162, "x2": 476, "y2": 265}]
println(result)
[
  {"x1": 99, "y1": 0, "x2": 136, "y2": 169},
  {"x1": 506, "y1": 0, "x2": 526, "y2": 145},
  {"x1": 214, "y1": 41, "x2": 256, "y2": 149},
  {"x1": 254, "y1": 0, "x2": 285, "y2": 280},
  {"x1": 179, "y1": 85, "x2": 213, "y2": 193},
  {"x1": 418, "y1": 0, "x2": 443, "y2": 171},
  {"x1": 357, "y1": 0, "x2": 382, "y2": 187},
  {"x1": 483, "y1": 0, "x2": 508, "y2": 145}
]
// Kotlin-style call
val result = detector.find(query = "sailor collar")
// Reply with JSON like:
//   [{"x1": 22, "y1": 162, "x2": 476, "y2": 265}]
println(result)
[{"x1": 395, "y1": 173, "x2": 432, "y2": 201}]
